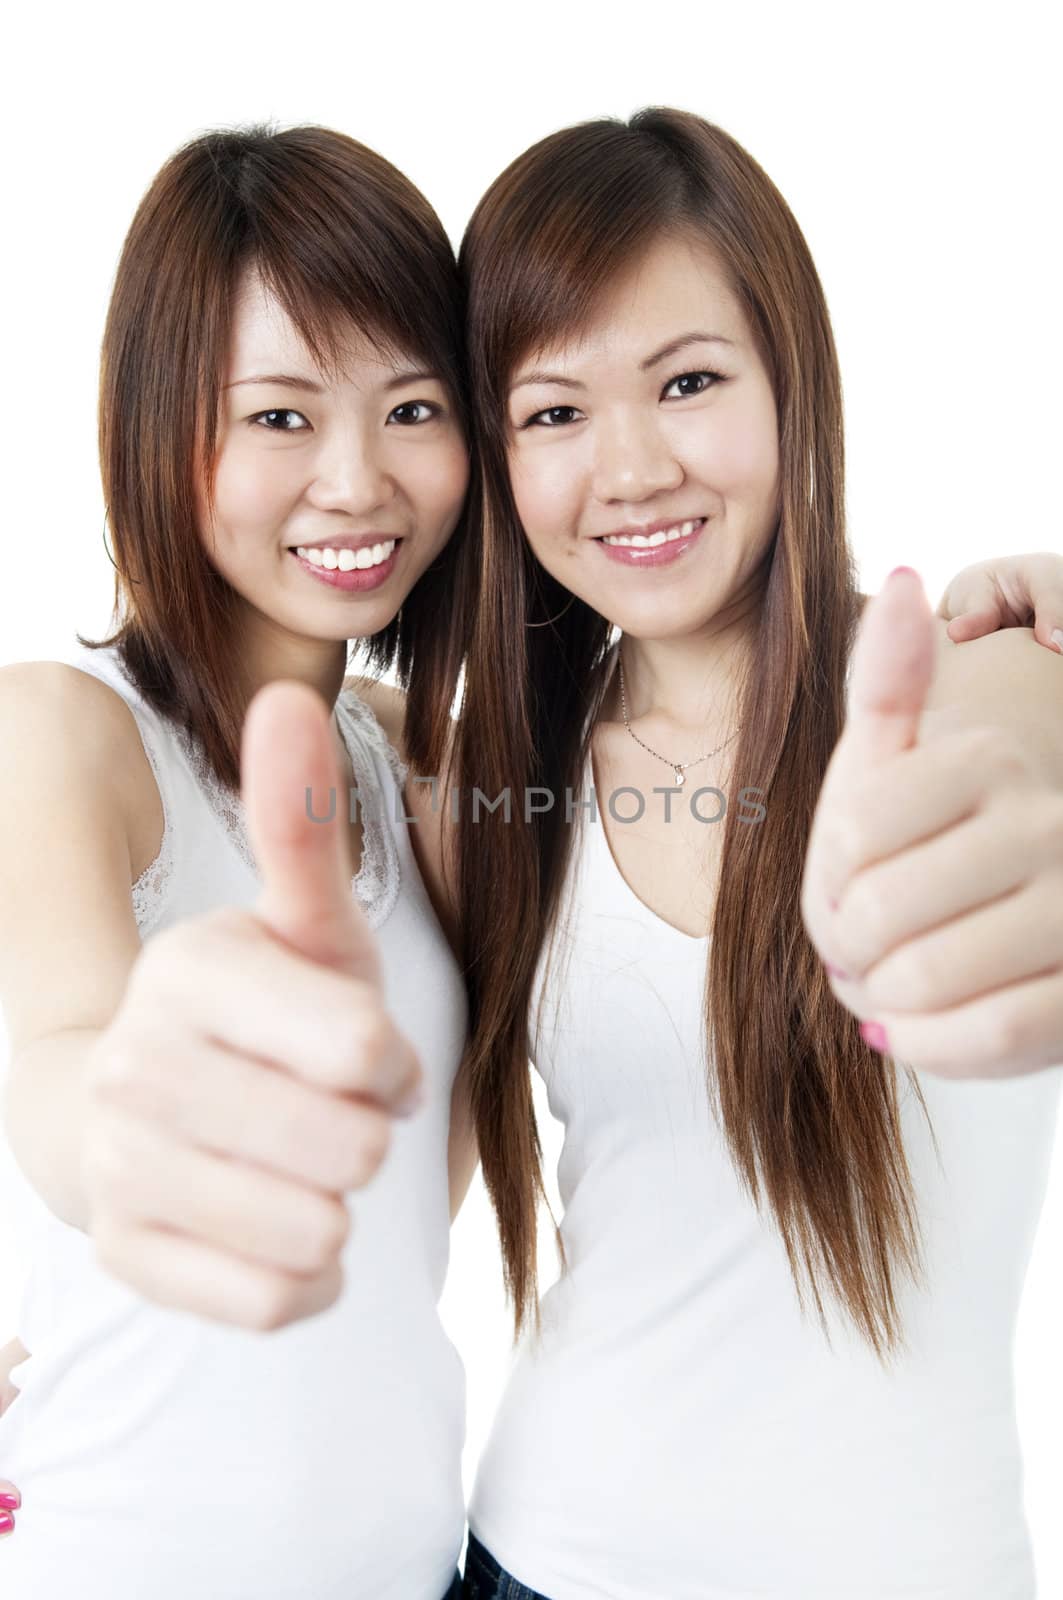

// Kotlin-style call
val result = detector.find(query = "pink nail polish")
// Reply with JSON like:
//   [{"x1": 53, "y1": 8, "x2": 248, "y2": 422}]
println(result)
[
  {"x1": 860, "y1": 1020, "x2": 889, "y2": 1053},
  {"x1": 824, "y1": 961, "x2": 849, "y2": 980},
  {"x1": 0, "y1": 1509, "x2": 15, "y2": 1534},
  {"x1": 889, "y1": 566, "x2": 918, "y2": 579},
  {"x1": 0, "y1": 1492, "x2": 20, "y2": 1511},
  {"x1": 827, "y1": 897, "x2": 839, "y2": 912}
]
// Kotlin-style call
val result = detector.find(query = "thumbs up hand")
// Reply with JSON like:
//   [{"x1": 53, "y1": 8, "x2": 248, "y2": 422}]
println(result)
[
  {"x1": 81, "y1": 682, "x2": 423, "y2": 1330},
  {"x1": 801, "y1": 567, "x2": 1063, "y2": 1079}
]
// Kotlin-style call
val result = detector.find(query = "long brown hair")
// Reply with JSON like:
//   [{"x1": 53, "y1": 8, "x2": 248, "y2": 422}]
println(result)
[
  {"x1": 84, "y1": 123, "x2": 475, "y2": 789},
  {"x1": 455, "y1": 108, "x2": 938, "y2": 1361}
]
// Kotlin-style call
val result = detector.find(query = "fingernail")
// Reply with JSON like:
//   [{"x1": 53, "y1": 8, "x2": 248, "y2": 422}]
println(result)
[
  {"x1": 0, "y1": 1510, "x2": 14, "y2": 1534},
  {"x1": 1052, "y1": 628, "x2": 1063, "y2": 655},
  {"x1": 860, "y1": 1020, "x2": 890, "y2": 1053},
  {"x1": 824, "y1": 961, "x2": 849, "y2": 980},
  {"x1": 0, "y1": 1491, "x2": 20, "y2": 1510},
  {"x1": 827, "y1": 896, "x2": 839, "y2": 912},
  {"x1": 889, "y1": 566, "x2": 918, "y2": 579}
]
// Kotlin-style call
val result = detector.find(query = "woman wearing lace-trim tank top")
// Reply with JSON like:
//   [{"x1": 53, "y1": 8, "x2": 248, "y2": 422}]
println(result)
[
  {"x1": 0, "y1": 125, "x2": 473, "y2": 1599},
  {"x1": 0, "y1": 112, "x2": 1057, "y2": 1597}
]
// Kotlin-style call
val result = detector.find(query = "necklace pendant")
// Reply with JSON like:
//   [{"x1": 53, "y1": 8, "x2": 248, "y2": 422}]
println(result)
[{"x1": 674, "y1": 767, "x2": 686, "y2": 787}]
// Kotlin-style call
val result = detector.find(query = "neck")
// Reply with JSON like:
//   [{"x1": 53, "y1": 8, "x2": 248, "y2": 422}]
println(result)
[
  {"x1": 608, "y1": 609, "x2": 757, "y2": 739},
  {"x1": 232, "y1": 601, "x2": 353, "y2": 780}
]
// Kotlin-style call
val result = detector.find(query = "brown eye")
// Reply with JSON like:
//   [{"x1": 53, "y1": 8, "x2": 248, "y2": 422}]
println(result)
[
  {"x1": 661, "y1": 371, "x2": 725, "y2": 400},
  {"x1": 388, "y1": 401, "x2": 439, "y2": 425},
  {"x1": 524, "y1": 405, "x2": 582, "y2": 429},
  {"x1": 251, "y1": 409, "x2": 310, "y2": 431}
]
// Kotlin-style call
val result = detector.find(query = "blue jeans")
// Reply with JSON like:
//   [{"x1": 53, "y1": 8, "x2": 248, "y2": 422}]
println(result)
[{"x1": 461, "y1": 1531, "x2": 553, "y2": 1600}]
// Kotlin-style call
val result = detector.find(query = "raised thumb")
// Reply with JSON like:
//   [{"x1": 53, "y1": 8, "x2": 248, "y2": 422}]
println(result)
[
  {"x1": 241, "y1": 680, "x2": 380, "y2": 984},
  {"x1": 841, "y1": 567, "x2": 936, "y2": 771}
]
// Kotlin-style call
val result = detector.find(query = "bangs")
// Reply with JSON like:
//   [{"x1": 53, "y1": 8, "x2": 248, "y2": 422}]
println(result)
[
  {"x1": 235, "y1": 129, "x2": 464, "y2": 397},
  {"x1": 463, "y1": 119, "x2": 693, "y2": 429}
]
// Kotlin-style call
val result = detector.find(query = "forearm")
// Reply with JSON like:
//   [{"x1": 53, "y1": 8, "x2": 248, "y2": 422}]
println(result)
[
  {"x1": 920, "y1": 623, "x2": 1063, "y2": 790},
  {"x1": 2, "y1": 1028, "x2": 104, "y2": 1234}
]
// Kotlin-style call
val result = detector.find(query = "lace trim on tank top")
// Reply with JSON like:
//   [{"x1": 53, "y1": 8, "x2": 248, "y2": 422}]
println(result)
[
  {"x1": 127, "y1": 714, "x2": 177, "y2": 937},
  {"x1": 172, "y1": 687, "x2": 408, "y2": 933}
]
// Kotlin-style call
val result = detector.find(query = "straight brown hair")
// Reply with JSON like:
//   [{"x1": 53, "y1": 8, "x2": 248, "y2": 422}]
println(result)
[
  {"x1": 454, "y1": 108, "x2": 939, "y2": 1361},
  {"x1": 83, "y1": 123, "x2": 476, "y2": 788}
]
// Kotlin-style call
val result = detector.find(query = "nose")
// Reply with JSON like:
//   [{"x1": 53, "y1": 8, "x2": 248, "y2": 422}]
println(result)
[
  {"x1": 590, "y1": 412, "x2": 684, "y2": 505},
  {"x1": 305, "y1": 422, "x2": 396, "y2": 516}
]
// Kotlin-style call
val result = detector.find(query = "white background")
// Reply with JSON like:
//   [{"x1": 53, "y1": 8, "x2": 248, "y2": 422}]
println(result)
[{"x1": 2, "y1": 0, "x2": 1061, "y2": 1590}]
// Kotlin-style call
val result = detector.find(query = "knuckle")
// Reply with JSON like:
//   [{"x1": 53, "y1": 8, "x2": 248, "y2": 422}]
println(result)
[
  {"x1": 845, "y1": 878, "x2": 891, "y2": 953},
  {"x1": 81, "y1": 1116, "x2": 127, "y2": 1200},
  {"x1": 299, "y1": 1195, "x2": 351, "y2": 1271},
  {"x1": 336, "y1": 1000, "x2": 394, "y2": 1089},
  {"x1": 831, "y1": 815, "x2": 869, "y2": 880},
  {"x1": 248, "y1": 1277, "x2": 302, "y2": 1332},
  {"x1": 90, "y1": 1031, "x2": 189, "y2": 1134},
  {"x1": 870, "y1": 944, "x2": 936, "y2": 1012},
  {"x1": 981, "y1": 1001, "x2": 1029, "y2": 1065},
  {"x1": 346, "y1": 1111, "x2": 392, "y2": 1187},
  {"x1": 89, "y1": 1033, "x2": 145, "y2": 1100}
]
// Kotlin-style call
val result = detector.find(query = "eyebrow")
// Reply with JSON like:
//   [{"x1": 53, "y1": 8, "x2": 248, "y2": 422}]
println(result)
[
  {"x1": 509, "y1": 331, "x2": 737, "y2": 393},
  {"x1": 224, "y1": 367, "x2": 442, "y2": 394}
]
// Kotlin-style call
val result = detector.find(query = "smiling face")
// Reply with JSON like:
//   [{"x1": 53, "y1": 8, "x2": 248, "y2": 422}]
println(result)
[
  {"x1": 199, "y1": 267, "x2": 469, "y2": 651},
  {"x1": 505, "y1": 232, "x2": 781, "y2": 644}
]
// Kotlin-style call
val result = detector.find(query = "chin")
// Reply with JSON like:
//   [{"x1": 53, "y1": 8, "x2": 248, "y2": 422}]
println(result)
[{"x1": 603, "y1": 605, "x2": 713, "y2": 643}]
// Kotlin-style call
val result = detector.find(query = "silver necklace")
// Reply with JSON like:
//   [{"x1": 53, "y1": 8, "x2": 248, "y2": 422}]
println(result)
[{"x1": 616, "y1": 650, "x2": 742, "y2": 788}]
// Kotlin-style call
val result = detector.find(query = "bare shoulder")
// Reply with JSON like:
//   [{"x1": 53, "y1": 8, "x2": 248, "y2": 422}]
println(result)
[
  {"x1": 0, "y1": 661, "x2": 154, "y2": 1052},
  {"x1": 0, "y1": 659, "x2": 150, "y2": 770},
  {"x1": 921, "y1": 622, "x2": 1062, "y2": 783},
  {"x1": 924, "y1": 618, "x2": 1050, "y2": 710},
  {"x1": 343, "y1": 674, "x2": 408, "y2": 762}
]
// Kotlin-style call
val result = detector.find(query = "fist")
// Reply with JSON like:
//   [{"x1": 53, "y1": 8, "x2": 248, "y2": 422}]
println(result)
[{"x1": 82, "y1": 682, "x2": 423, "y2": 1330}]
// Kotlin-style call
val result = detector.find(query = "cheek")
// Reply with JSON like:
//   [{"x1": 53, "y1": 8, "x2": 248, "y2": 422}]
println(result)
[
  {"x1": 210, "y1": 441, "x2": 298, "y2": 537},
  {"x1": 688, "y1": 398, "x2": 779, "y2": 504},
  {"x1": 508, "y1": 447, "x2": 580, "y2": 548},
  {"x1": 428, "y1": 440, "x2": 471, "y2": 523},
  {"x1": 397, "y1": 437, "x2": 469, "y2": 531}
]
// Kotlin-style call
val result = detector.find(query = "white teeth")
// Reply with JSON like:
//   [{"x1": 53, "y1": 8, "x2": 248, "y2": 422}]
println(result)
[
  {"x1": 294, "y1": 540, "x2": 397, "y2": 571},
  {"x1": 601, "y1": 518, "x2": 701, "y2": 548}
]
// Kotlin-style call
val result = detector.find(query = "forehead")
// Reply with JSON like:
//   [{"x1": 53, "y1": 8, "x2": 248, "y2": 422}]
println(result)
[
  {"x1": 526, "y1": 234, "x2": 747, "y2": 367},
  {"x1": 225, "y1": 267, "x2": 407, "y2": 381}
]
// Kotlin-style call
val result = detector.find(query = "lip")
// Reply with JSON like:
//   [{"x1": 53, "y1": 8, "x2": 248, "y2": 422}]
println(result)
[
  {"x1": 593, "y1": 517, "x2": 706, "y2": 568},
  {"x1": 288, "y1": 543, "x2": 401, "y2": 592}
]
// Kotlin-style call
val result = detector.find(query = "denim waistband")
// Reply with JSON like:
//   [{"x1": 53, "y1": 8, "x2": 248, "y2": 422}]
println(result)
[{"x1": 462, "y1": 1532, "x2": 553, "y2": 1600}]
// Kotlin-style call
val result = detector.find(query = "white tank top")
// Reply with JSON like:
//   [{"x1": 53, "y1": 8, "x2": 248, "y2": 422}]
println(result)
[
  {"x1": 0, "y1": 642, "x2": 468, "y2": 1600},
  {"x1": 468, "y1": 725, "x2": 1062, "y2": 1600}
]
